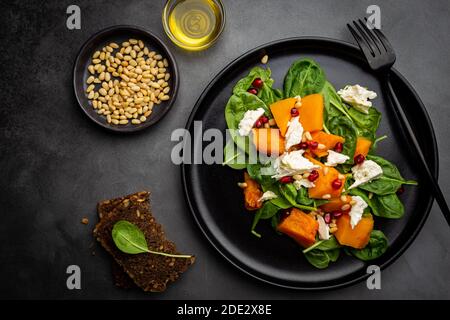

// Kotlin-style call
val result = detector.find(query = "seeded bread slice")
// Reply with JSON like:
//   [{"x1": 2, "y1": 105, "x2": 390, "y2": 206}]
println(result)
[{"x1": 94, "y1": 191, "x2": 195, "y2": 292}]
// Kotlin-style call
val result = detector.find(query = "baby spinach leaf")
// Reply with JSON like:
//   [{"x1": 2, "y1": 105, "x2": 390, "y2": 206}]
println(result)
[
  {"x1": 358, "y1": 155, "x2": 417, "y2": 195},
  {"x1": 112, "y1": 221, "x2": 192, "y2": 258},
  {"x1": 303, "y1": 236, "x2": 341, "y2": 253},
  {"x1": 251, "y1": 202, "x2": 280, "y2": 236},
  {"x1": 303, "y1": 237, "x2": 341, "y2": 269},
  {"x1": 223, "y1": 139, "x2": 247, "y2": 170},
  {"x1": 247, "y1": 163, "x2": 275, "y2": 187},
  {"x1": 348, "y1": 230, "x2": 388, "y2": 261},
  {"x1": 262, "y1": 184, "x2": 292, "y2": 209},
  {"x1": 296, "y1": 186, "x2": 314, "y2": 206},
  {"x1": 278, "y1": 183, "x2": 316, "y2": 211},
  {"x1": 371, "y1": 193, "x2": 405, "y2": 219},
  {"x1": 284, "y1": 58, "x2": 326, "y2": 98},
  {"x1": 225, "y1": 92, "x2": 269, "y2": 153},
  {"x1": 321, "y1": 81, "x2": 352, "y2": 126},
  {"x1": 348, "y1": 106, "x2": 381, "y2": 141},
  {"x1": 327, "y1": 117, "x2": 358, "y2": 162}
]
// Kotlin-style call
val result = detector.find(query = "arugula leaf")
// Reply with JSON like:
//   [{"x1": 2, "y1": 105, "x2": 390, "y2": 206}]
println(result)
[
  {"x1": 327, "y1": 117, "x2": 358, "y2": 162},
  {"x1": 284, "y1": 58, "x2": 326, "y2": 98},
  {"x1": 223, "y1": 139, "x2": 247, "y2": 170},
  {"x1": 348, "y1": 230, "x2": 388, "y2": 261},
  {"x1": 358, "y1": 155, "x2": 417, "y2": 195}
]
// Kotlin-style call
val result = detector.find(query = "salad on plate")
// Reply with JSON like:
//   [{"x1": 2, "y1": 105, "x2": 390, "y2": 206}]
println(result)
[{"x1": 223, "y1": 58, "x2": 417, "y2": 269}]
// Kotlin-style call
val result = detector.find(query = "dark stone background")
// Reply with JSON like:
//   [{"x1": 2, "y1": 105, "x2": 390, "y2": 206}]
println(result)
[{"x1": 0, "y1": 0, "x2": 449, "y2": 299}]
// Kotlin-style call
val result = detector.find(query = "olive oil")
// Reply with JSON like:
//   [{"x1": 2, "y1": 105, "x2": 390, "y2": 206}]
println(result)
[{"x1": 165, "y1": 0, "x2": 224, "y2": 50}]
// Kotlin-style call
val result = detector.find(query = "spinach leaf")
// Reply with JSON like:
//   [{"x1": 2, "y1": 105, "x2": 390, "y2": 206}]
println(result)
[
  {"x1": 251, "y1": 202, "x2": 280, "y2": 237},
  {"x1": 321, "y1": 81, "x2": 352, "y2": 126},
  {"x1": 371, "y1": 193, "x2": 405, "y2": 219},
  {"x1": 327, "y1": 117, "x2": 358, "y2": 162},
  {"x1": 284, "y1": 58, "x2": 326, "y2": 98},
  {"x1": 278, "y1": 183, "x2": 316, "y2": 211},
  {"x1": 358, "y1": 155, "x2": 417, "y2": 195},
  {"x1": 303, "y1": 237, "x2": 341, "y2": 269},
  {"x1": 247, "y1": 162, "x2": 275, "y2": 187},
  {"x1": 348, "y1": 106, "x2": 381, "y2": 141},
  {"x1": 223, "y1": 139, "x2": 247, "y2": 170},
  {"x1": 296, "y1": 186, "x2": 314, "y2": 206},
  {"x1": 369, "y1": 135, "x2": 387, "y2": 154},
  {"x1": 112, "y1": 221, "x2": 192, "y2": 258},
  {"x1": 262, "y1": 184, "x2": 292, "y2": 209},
  {"x1": 224, "y1": 92, "x2": 269, "y2": 152},
  {"x1": 348, "y1": 230, "x2": 388, "y2": 261}
]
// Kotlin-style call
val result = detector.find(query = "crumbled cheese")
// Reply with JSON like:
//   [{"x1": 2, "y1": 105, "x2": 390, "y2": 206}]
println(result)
[
  {"x1": 317, "y1": 215, "x2": 330, "y2": 240},
  {"x1": 293, "y1": 178, "x2": 315, "y2": 189},
  {"x1": 258, "y1": 191, "x2": 278, "y2": 202},
  {"x1": 285, "y1": 116, "x2": 303, "y2": 150},
  {"x1": 325, "y1": 150, "x2": 350, "y2": 166},
  {"x1": 348, "y1": 196, "x2": 368, "y2": 229},
  {"x1": 238, "y1": 107, "x2": 265, "y2": 136},
  {"x1": 337, "y1": 84, "x2": 377, "y2": 114},
  {"x1": 272, "y1": 150, "x2": 320, "y2": 179},
  {"x1": 349, "y1": 160, "x2": 383, "y2": 189}
]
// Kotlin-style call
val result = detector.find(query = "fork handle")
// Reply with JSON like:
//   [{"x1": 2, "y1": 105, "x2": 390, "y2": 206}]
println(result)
[{"x1": 385, "y1": 73, "x2": 450, "y2": 225}]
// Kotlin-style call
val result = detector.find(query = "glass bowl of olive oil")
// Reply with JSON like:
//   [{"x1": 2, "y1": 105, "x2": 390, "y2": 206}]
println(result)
[{"x1": 162, "y1": 0, "x2": 225, "y2": 51}]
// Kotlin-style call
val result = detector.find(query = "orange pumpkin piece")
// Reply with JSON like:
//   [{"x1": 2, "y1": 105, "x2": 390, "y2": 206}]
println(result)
[
  {"x1": 277, "y1": 208, "x2": 319, "y2": 248},
  {"x1": 354, "y1": 137, "x2": 372, "y2": 157},
  {"x1": 298, "y1": 94, "x2": 324, "y2": 133},
  {"x1": 310, "y1": 131, "x2": 345, "y2": 157},
  {"x1": 335, "y1": 214, "x2": 374, "y2": 249},
  {"x1": 243, "y1": 172, "x2": 263, "y2": 211},
  {"x1": 305, "y1": 155, "x2": 346, "y2": 199},
  {"x1": 319, "y1": 195, "x2": 352, "y2": 213},
  {"x1": 269, "y1": 98, "x2": 296, "y2": 136},
  {"x1": 252, "y1": 128, "x2": 285, "y2": 156}
]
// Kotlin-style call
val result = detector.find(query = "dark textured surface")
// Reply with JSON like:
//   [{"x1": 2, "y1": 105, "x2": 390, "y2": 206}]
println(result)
[{"x1": 0, "y1": 0, "x2": 449, "y2": 299}]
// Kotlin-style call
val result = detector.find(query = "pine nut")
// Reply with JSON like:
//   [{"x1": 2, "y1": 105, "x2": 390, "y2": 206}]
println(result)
[
  {"x1": 86, "y1": 84, "x2": 95, "y2": 93},
  {"x1": 340, "y1": 195, "x2": 348, "y2": 202},
  {"x1": 341, "y1": 204, "x2": 351, "y2": 211},
  {"x1": 268, "y1": 118, "x2": 276, "y2": 126},
  {"x1": 238, "y1": 182, "x2": 248, "y2": 188},
  {"x1": 322, "y1": 194, "x2": 332, "y2": 199},
  {"x1": 293, "y1": 174, "x2": 303, "y2": 181},
  {"x1": 338, "y1": 174, "x2": 345, "y2": 180},
  {"x1": 330, "y1": 227, "x2": 338, "y2": 233},
  {"x1": 261, "y1": 55, "x2": 269, "y2": 64},
  {"x1": 323, "y1": 167, "x2": 329, "y2": 175},
  {"x1": 304, "y1": 131, "x2": 313, "y2": 141},
  {"x1": 368, "y1": 192, "x2": 374, "y2": 199},
  {"x1": 318, "y1": 143, "x2": 326, "y2": 150}
]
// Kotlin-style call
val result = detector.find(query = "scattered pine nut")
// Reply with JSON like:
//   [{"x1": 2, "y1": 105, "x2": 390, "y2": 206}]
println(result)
[
  {"x1": 261, "y1": 55, "x2": 269, "y2": 64},
  {"x1": 81, "y1": 217, "x2": 89, "y2": 225},
  {"x1": 238, "y1": 182, "x2": 248, "y2": 188}
]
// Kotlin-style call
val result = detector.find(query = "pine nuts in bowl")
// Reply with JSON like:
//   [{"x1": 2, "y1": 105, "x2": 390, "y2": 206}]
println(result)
[{"x1": 73, "y1": 26, "x2": 179, "y2": 132}]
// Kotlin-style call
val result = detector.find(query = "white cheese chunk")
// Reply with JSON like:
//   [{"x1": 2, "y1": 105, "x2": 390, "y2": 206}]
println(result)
[
  {"x1": 325, "y1": 150, "x2": 350, "y2": 167},
  {"x1": 348, "y1": 196, "x2": 368, "y2": 229},
  {"x1": 349, "y1": 160, "x2": 383, "y2": 189},
  {"x1": 293, "y1": 178, "x2": 315, "y2": 189},
  {"x1": 258, "y1": 191, "x2": 278, "y2": 202},
  {"x1": 272, "y1": 150, "x2": 320, "y2": 179},
  {"x1": 337, "y1": 84, "x2": 377, "y2": 114},
  {"x1": 238, "y1": 107, "x2": 265, "y2": 136},
  {"x1": 285, "y1": 116, "x2": 303, "y2": 150},
  {"x1": 317, "y1": 215, "x2": 330, "y2": 240}
]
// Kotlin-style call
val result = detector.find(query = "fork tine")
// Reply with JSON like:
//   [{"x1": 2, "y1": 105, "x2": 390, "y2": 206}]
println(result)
[
  {"x1": 357, "y1": 19, "x2": 382, "y2": 54},
  {"x1": 347, "y1": 23, "x2": 375, "y2": 59},
  {"x1": 364, "y1": 17, "x2": 394, "y2": 53},
  {"x1": 352, "y1": 20, "x2": 376, "y2": 56}
]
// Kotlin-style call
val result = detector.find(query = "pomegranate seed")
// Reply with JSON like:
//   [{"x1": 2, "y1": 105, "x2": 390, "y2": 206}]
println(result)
[
  {"x1": 334, "y1": 142, "x2": 344, "y2": 153},
  {"x1": 308, "y1": 141, "x2": 318, "y2": 149},
  {"x1": 324, "y1": 213, "x2": 332, "y2": 224},
  {"x1": 280, "y1": 176, "x2": 293, "y2": 184},
  {"x1": 247, "y1": 88, "x2": 258, "y2": 95},
  {"x1": 299, "y1": 142, "x2": 309, "y2": 149},
  {"x1": 332, "y1": 210, "x2": 343, "y2": 218},
  {"x1": 354, "y1": 154, "x2": 365, "y2": 165},
  {"x1": 331, "y1": 178, "x2": 343, "y2": 189},
  {"x1": 290, "y1": 107, "x2": 299, "y2": 117},
  {"x1": 397, "y1": 186, "x2": 405, "y2": 195},
  {"x1": 252, "y1": 78, "x2": 263, "y2": 89},
  {"x1": 308, "y1": 170, "x2": 319, "y2": 182},
  {"x1": 254, "y1": 120, "x2": 262, "y2": 128},
  {"x1": 260, "y1": 116, "x2": 268, "y2": 124}
]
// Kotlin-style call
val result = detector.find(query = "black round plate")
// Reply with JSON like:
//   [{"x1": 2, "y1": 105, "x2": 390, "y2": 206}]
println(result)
[
  {"x1": 73, "y1": 25, "x2": 179, "y2": 133},
  {"x1": 182, "y1": 37, "x2": 438, "y2": 290}
]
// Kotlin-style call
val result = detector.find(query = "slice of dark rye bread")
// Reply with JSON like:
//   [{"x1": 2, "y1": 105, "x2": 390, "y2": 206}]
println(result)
[{"x1": 94, "y1": 191, "x2": 195, "y2": 292}]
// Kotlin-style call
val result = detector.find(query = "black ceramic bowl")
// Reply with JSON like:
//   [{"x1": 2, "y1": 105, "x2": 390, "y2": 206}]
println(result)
[{"x1": 73, "y1": 25, "x2": 179, "y2": 133}]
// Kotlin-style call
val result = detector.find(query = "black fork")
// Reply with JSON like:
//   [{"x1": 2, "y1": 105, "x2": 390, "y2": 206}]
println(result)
[{"x1": 348, "y1": 18, "x2": 450, "y2": 226}]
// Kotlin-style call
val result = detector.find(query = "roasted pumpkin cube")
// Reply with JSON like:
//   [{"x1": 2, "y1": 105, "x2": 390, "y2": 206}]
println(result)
[
  {"x1": 243, "y1": 172, "x2": 263, "y2": 211},
  {"x1": 335, "y1": 214, "x2": 374, "y2": 249},
  {"x1": 269, "y1": 98, "x2": 296, "y2": 136},
  {"x1": 277, "y1": 208, "x2": 319, "y2": 248},
  {"x1": 252, "y1": 128, "x2": 285, "y2": 156},
  {"x1": 305, "y1": 155, "x2": 346, "y2": 199},
  {"x1": 298, "y1": 94, "x2": 324, "y2": 133},
  {"x1": 354, "y1": 137, "x2": 372, "y2": 158}
]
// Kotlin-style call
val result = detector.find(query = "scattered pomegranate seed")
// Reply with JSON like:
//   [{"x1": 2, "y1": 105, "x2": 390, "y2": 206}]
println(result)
[
  {"x1": 247, "y1": 88, "x2": 258, "y2": 95},
  {"x1": 290, "y1": 107, "x2": 299, "y2": 117},
  {"x1": 280, "y1": 176, "x2": 293, "y2": 184},
  {"x1": 260, "y1": 115, "x2": 269, "y2": 124},
  {"x1": 254, "y1": 120, "x2": 262, "y2": 128},
  {"x1": 331, "y1": 178, "x2": 343, "y2": 189},
  {"x1": 332, "y1": 210, "x2": 343, "y2": 218},
  {"x1": 354, "y1": 154, "x2": 365, "y2": 165},
  {"x1": 252, "y1": 78, "x2": 263, "y2": 89},
  {"x1": 299, "y1": 142, "x2": 309, "y2": 149},
  {"x1": 308, "y1": 141, "x2": 318, "y2": 149},
  {"x1": 334, "y1": 142, "x2": 344, "y2": 153},
  {"x1": 324, "y1": 213, "x2": 332, "y2": 224},
  {"x1": 397, "y1": 186, "x2": 405, "y2": 195},
  {"x1": 308, "y1": 170, "x2": 319, "y2": 182}
]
